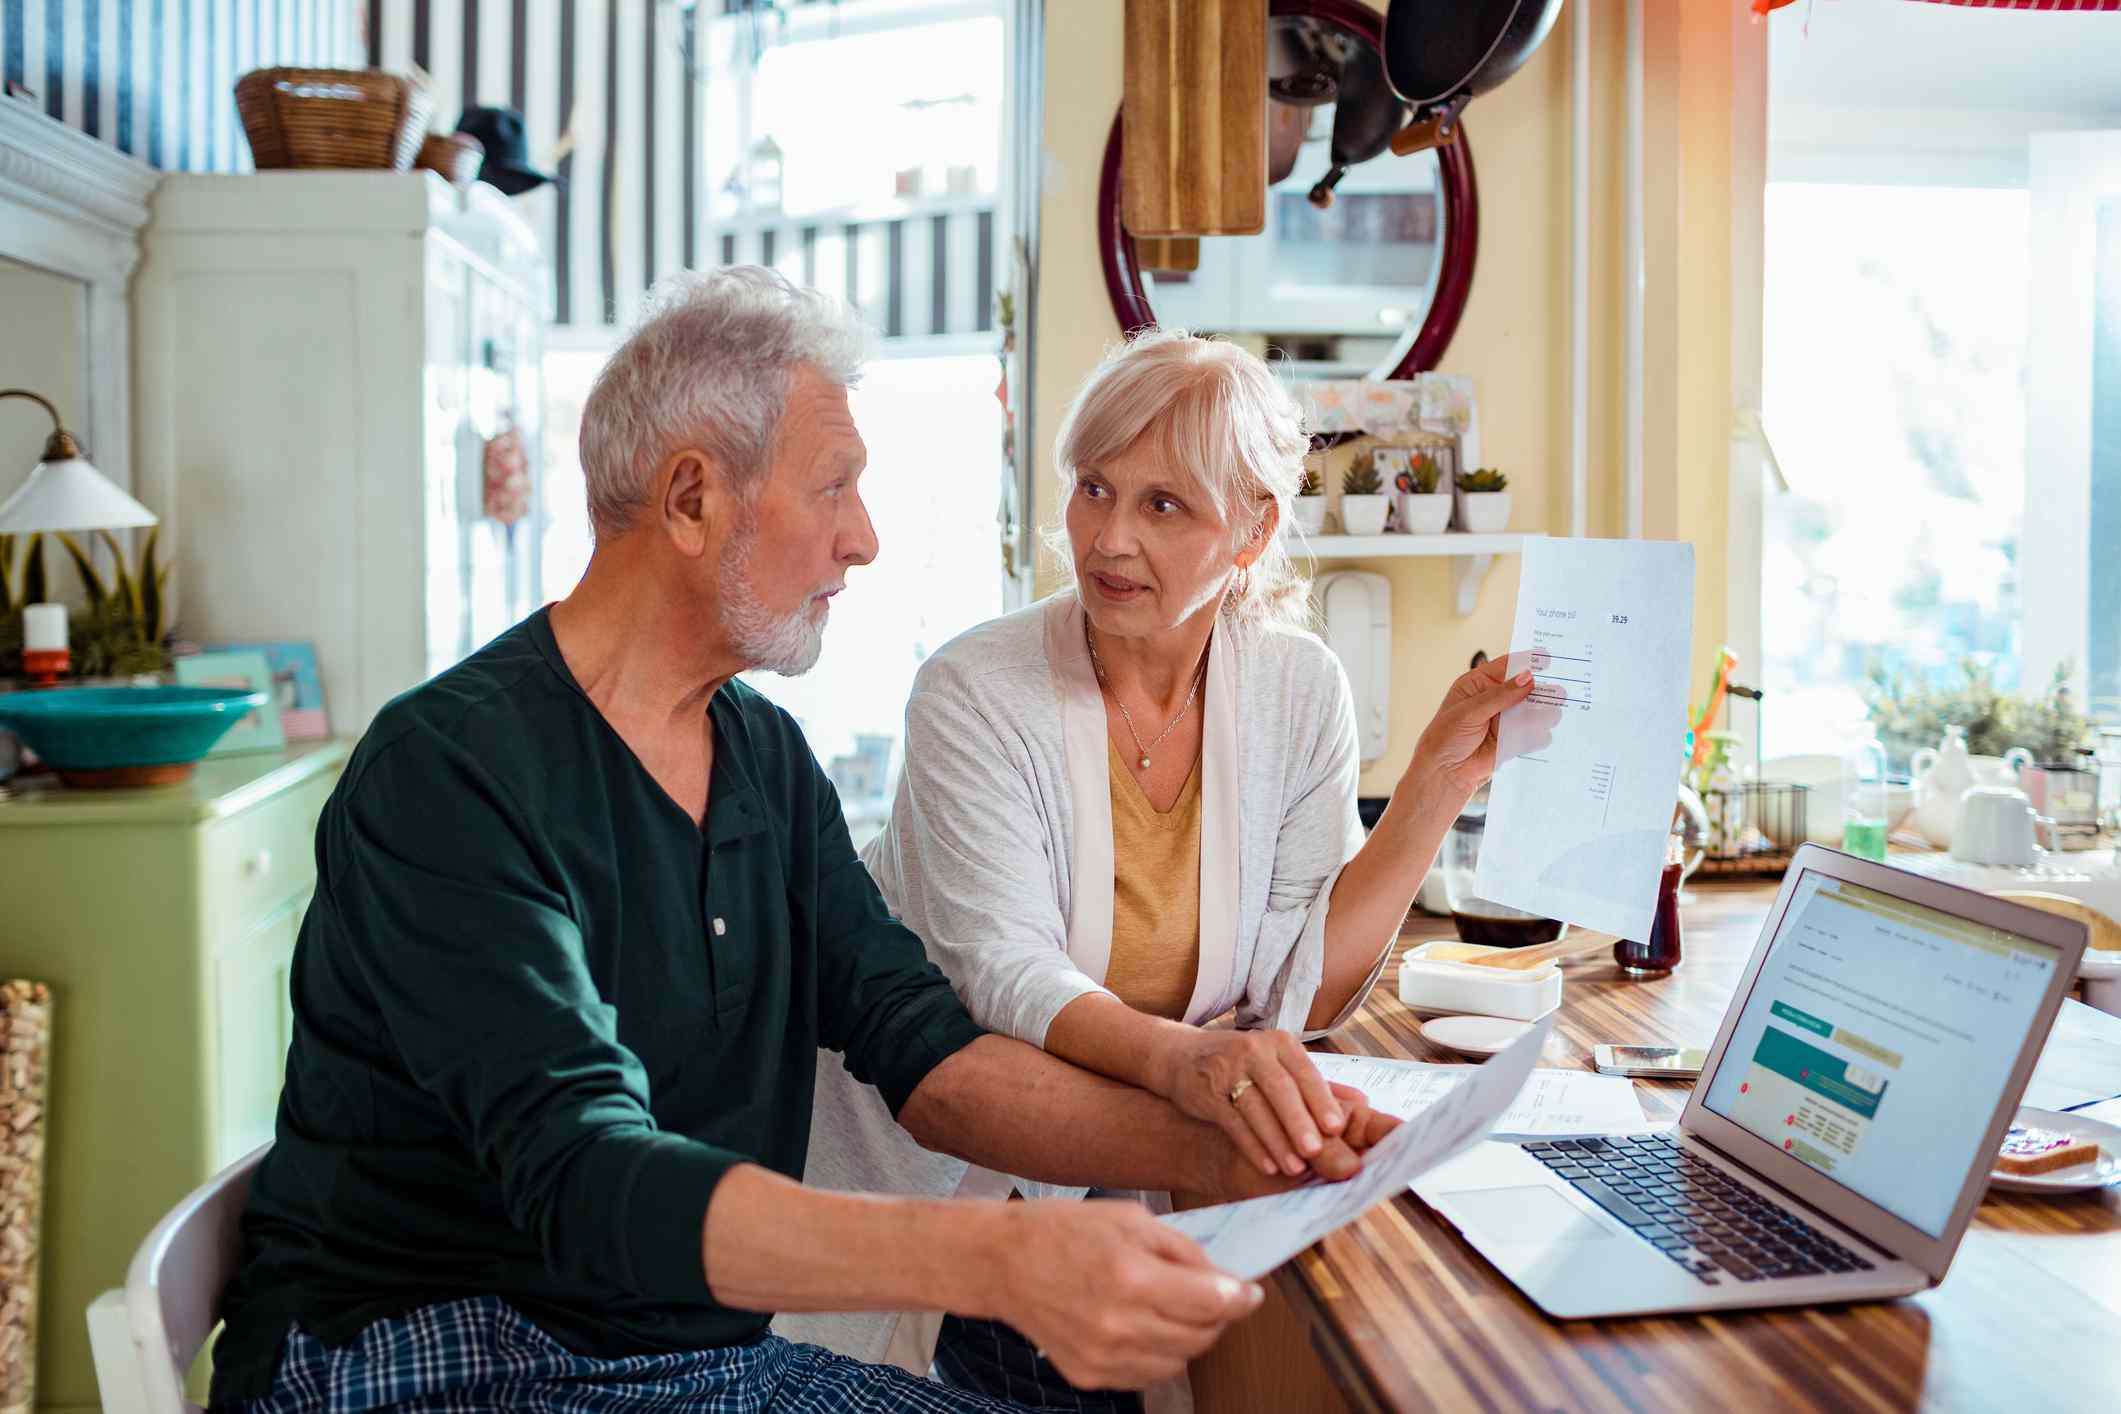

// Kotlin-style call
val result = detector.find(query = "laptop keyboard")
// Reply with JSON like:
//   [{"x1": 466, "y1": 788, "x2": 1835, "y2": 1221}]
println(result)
[{"x1": 1519, "y1": 1134, "x2": 1877, "y2": 1285}]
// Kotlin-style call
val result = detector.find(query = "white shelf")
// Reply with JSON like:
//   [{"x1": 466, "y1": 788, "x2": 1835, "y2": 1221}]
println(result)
[{"x1": 1294, "y1": 533, "x2": 1532, "y2": 617}]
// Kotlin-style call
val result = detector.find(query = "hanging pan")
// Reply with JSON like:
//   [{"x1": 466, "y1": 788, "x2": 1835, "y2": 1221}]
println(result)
[{"x1": 1381, "y1": 0, "x2": 1566, "y2": 155}]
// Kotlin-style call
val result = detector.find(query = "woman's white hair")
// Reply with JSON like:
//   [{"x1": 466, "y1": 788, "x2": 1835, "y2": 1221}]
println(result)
[
  {"x1": 1053, "y1": 328, "x2": 1313, "y2": 629},
  {"x1": 578, "y1": 265, "x2": 873, "y2": 535}
]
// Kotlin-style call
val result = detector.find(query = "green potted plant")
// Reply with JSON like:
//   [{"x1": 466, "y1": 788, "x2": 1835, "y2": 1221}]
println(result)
[
  {"x1": 1456, "y1": 466, "x2": 1511, "y2": 533},
  {"x1": 55, "y1": 528, "x2": 176, "y2": 678},
  {"x1": 1392, "y1": 451, "x2": 1450, "y2": 535},
  {"x1": 1340, "y1": 454, "x2": 1389, "y2": 535},
  {"x1": 0, "y1": 533, "x2": 52, "y2": 679},
  {"x1": 1865, "y1": 659, "x2": 2097, "y2": 848},
  {"x1": 1863, "y1": 658, "x2": 2090, "y2": 767},
  {"x1": 1291, "y1": 459, "x2": 1327, "y2": 535}
]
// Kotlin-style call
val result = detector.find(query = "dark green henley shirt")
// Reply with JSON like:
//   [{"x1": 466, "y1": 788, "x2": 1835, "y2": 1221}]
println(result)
[{"x1": 209, "y1": 608, "x2": 986, "y2": 1402}]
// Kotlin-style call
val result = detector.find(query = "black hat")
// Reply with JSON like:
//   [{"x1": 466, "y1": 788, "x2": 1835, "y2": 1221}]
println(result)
[{"x1": 455, "y1": 106, "x2": 557, "y2": 196}]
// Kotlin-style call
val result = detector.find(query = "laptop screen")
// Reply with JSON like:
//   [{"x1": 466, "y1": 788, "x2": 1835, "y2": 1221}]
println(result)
[{"x1": 1700, "y1": 868, "x2": 2060, "y2": 1237}]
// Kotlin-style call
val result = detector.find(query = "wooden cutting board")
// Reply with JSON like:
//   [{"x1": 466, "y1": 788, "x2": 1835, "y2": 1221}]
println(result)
[
  {"x1": 1123, "y1": 0, "x2": 1269, "y2": 237},
  {"x1": 1134, "y1": 236, "x2": 1202, "y2": 272}
]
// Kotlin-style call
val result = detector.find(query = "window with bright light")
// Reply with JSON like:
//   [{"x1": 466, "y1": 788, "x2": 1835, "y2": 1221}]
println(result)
[
  {"x1": 1758, "y1": 1, "x2": 2121, "y2": 792},
  {"x1": 1759, "y1": 183, "x2": 2031, "y2": 763},
  {"x1": 541, "y1": 0, "x2": 1019, "y2": 839}
]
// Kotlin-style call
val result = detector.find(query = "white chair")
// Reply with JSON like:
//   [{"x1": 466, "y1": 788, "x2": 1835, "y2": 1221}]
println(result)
[{"x1": 86, "y1": 1143, "x2": 270, "y2": 1414}]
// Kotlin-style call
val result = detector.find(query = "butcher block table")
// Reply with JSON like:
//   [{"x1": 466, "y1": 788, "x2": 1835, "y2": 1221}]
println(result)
[{"x1": 1188, "y1": 878, "x2": 2121, "y2": 1414}]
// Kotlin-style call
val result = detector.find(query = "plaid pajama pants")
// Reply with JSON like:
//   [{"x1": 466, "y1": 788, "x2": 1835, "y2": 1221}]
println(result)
[{"x1": 220, "y1": 1296, "x2": 1030, "y2": 1413}]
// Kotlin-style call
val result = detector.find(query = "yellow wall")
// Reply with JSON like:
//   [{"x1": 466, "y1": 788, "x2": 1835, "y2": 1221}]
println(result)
[{"x1": 1033, "y1": 1, "x2": 1756, "y2": 794}]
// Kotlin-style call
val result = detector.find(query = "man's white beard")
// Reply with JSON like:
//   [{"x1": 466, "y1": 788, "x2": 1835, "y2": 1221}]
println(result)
[{"x1": 719, "y1": 523, "x2": 826, "y2": 677}]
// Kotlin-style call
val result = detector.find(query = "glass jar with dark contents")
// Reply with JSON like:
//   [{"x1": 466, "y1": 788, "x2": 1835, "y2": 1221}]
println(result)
[
  {"x1": 1442, "y1": 794, "x2": 1565, "y2": 948},
  {"x1": 1612, "y1": 834, "x2": 1685, "y2": 977}
]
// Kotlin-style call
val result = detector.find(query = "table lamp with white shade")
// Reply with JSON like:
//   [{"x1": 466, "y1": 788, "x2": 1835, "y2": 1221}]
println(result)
[
  {"x1": 0, "y1": 392, "x2": 266, "y2": 790},
  {"x1": 0, "y1": 388, "x2": 158, "y2": 685}
]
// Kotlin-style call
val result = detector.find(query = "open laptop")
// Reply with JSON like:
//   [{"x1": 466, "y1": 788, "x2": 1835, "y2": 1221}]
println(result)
[{"x1": 1412, "y1": 844, "x2": 2089, "y2": 1317}]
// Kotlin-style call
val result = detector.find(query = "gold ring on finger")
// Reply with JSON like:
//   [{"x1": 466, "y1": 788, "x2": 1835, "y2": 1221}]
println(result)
[{"x1": 1228, "y1": 1076, "x2": 1253, "y2": 1105}]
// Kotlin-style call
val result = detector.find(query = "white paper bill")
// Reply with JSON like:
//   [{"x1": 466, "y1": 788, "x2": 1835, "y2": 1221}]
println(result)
[
  {"x1": 1159, "y1": 1014, "x2": 1556, "y2": 1279},
  {"x1": 1309, "y1": 1051, "x2": 1648, "y2": 1138},
  {"x1": 1474, "y1": 537, "x2": 1696, "y2": 941}
]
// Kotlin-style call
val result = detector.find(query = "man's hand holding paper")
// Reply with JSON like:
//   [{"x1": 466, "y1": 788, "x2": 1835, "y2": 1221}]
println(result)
[{"x1": 1159, "y1": 1014, "x2": 1558, "y2": 1279}]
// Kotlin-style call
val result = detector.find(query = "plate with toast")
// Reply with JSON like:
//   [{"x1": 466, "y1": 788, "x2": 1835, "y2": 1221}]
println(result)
[{"x1": 1988, "y1": 1106, "x2": 2121, "y2": 1194}]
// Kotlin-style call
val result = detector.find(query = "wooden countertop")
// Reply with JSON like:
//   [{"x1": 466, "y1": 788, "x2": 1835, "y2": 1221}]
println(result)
[{"x1": 1216, "y1": 878, "x2": 2121, "y2": 1414}]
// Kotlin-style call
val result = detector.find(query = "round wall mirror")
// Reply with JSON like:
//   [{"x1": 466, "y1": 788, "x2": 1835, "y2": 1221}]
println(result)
[{"x1": 1098, "y1": 0, "x2": 1478, "y2": 380}]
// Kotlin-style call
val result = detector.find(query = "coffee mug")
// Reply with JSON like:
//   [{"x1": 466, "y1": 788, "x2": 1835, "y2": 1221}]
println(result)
[{"x1": 1950, "y1": 786, "x2": 2054, "y2": 868}]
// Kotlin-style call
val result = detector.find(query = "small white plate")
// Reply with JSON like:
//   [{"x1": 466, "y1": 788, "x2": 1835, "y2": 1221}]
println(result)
[
  {"x1": 1987, "y1": 1106, "x2": 2121, "y2": 1194},
  {"x1": 1420, "y1": 1014, "x2": 1534, "y2": 1059}
]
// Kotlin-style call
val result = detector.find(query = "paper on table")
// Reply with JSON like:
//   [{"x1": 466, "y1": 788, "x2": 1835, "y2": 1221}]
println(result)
[
  {"x1": 2022, "y1": 998, "x2": 2121, "y2": 1111},
  {"x1": 1309, "y1": 1051, "x2": 1648, "y2": 1138},
  {"x1": 1160, "y1": 1014, "x2": 1556, "y2": 1280},
  {"x1": 1474, "y1": 537, "x2": 1696, "y2": 942}
]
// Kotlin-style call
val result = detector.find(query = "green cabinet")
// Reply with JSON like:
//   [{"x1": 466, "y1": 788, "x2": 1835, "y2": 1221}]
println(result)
[{"x1": 0, "y1": 743, "x2": 349, "y2": 1413}]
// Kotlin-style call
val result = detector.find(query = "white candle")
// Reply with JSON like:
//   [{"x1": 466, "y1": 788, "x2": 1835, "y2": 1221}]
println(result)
[{"x1": 22, "y1": 603, "x2": 67, "y2": 652}]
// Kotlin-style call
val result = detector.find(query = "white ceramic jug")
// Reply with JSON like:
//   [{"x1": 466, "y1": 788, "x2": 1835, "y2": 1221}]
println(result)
[{"x1": 1909, "y1": 725, "x2": 2034, "y2": 849}]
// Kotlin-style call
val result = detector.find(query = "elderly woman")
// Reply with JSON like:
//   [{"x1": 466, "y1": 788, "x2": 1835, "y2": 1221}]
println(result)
[{"x1": 783, "y1": 330, "x2": 1541, "y2": 1409}]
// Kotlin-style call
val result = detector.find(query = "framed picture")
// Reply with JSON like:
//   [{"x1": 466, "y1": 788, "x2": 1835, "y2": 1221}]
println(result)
[
  {"x1": 174, "y1": 650, "x2": 285, "y2": 755},
  {"x1": 204, "y1": 640, "x2": 329, "y2": 741}
]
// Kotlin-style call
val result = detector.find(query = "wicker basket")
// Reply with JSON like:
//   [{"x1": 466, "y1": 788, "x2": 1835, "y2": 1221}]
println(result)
[
  {"x1": 415, "y1": 132, "x2": 485, "y2": 188},
  {"x1": 0, "y1": 981, "x2": 50, "y2": 1413},
  {"x1": 235, "y1": 67, "x2": 433, "y2": 171}
]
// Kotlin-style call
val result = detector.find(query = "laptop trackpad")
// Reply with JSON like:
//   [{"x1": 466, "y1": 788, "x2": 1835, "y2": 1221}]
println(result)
[{"x1": 1445, "y1": 1186, "x2": 1618, "y2": 1246}]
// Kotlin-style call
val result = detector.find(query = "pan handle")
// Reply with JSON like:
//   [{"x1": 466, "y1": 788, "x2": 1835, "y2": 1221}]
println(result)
[{"x1": 1388, "y1": 94, "x2": 1471, "y2": 157}]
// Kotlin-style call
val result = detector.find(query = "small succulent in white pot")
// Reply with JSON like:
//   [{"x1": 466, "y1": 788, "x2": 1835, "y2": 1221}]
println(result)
[
  {"x1": 1456, "y1": 467, "x2": 1511, "y2": 533},
  {"x1": 1291, "y1": 463, "x2": 1327, "y2": 535},
  {"x1": 1339, "y1": 456, "x2": 1390, "y2": 536},
  {"x1": 1392, "y1": 453, "x2": 1451, "y2": 535}
]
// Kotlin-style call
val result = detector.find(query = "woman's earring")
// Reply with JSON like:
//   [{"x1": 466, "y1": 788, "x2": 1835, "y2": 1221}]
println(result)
[{"x1": 1236, "y1": 565, "x2": 1251, "y2": 599}]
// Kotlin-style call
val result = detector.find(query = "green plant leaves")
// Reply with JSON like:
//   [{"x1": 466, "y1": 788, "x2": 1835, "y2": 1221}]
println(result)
[
  {"x1": 1865, "y1": 658, "x2": 2092, "y2": 768},
  {"x1": 141, "y1": 528, "x2": 165, "y2": 643},
  {"x1": 22, "y1": 535, "x2": 47, "y2": 607},
  {"x1": 57, "y1": 532, "x2": 110, "y2": 610},
  {"x1": 97, "y1": 528, "x2": 141, "y2": 619},
  {"x1": 1341, "y1": 457, "x2": 1384, "y2": 497}
]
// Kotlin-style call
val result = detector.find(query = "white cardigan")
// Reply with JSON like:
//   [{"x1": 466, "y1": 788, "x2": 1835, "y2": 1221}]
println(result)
[{"x1": 777, "y1": 592, "x2": 1379, "y2": 1380}]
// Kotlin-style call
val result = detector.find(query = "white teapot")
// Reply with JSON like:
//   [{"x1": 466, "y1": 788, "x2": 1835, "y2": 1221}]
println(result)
[{"x1": 1908, "y1": 725, "x2": 2033, "y2": 849}]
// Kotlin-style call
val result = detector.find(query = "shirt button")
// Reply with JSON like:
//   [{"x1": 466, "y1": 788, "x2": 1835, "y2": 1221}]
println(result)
[{"x1": 712, "y1": 917, "x2": 727, "y2": 937}]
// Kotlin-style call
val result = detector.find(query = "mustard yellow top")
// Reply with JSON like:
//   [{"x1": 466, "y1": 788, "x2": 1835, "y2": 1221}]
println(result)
[{"x1": 1103, "y1": 737, "x2": 1203, "y2": 1021}]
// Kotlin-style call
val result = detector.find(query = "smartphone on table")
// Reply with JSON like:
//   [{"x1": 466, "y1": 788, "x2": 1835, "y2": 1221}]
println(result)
[{"x1": 1592, "y1": 1044, "x2": 1707, "y2": 1079}]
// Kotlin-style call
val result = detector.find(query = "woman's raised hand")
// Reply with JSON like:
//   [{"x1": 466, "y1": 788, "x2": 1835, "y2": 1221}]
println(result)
[
  {"x1": 1152, "y1": 1026, "x2": 1350, "y2": 1177},
  {"x1": 1412, "y1": 651, "x2": 1562, "y2": 802}
]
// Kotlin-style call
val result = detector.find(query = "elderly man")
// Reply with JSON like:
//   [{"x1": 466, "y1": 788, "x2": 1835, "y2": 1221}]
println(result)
[{"x1": 208, "y1": 267, "x2": 1394, "y2": 1413}]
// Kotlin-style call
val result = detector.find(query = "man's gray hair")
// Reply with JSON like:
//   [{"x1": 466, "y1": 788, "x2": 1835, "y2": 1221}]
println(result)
[{"x1": 578, "y1": 265, "x2": 873, "y2": 535}]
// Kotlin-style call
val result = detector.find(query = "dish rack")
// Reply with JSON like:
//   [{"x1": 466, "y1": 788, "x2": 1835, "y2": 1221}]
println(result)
[{"x1": 1697, "y1": 782, "x2": 1810, "y2": 876}]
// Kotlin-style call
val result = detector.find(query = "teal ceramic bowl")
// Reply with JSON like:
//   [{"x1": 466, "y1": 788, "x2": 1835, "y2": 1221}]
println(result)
[{"x1": 0, "y1": 685, "x2": 270, "y2": 785}]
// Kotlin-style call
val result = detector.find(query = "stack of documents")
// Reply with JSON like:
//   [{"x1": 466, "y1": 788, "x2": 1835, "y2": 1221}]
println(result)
[
  {"x1": 1313, "y1": 1051, "x2": 1649, "y2": 1139},
  {"x1": 1162, "y1": 1016, "x2": 1558, "y2": 1279}
]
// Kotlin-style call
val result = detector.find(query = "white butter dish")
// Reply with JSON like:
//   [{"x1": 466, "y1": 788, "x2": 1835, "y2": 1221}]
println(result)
[{"x1": 1398, "y1": 940, "x2": 1563, "y2": 1021}]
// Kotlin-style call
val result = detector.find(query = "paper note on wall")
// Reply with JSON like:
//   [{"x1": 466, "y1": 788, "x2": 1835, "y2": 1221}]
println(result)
[{"x1": 1473, "y1": 538, "x2": 1695, "y2": 942}]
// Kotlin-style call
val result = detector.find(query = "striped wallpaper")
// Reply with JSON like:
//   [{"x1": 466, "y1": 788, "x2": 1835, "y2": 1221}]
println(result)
[
  {"x1": 4, "y1": 0, "x2": 1006, "y2": 335},
  {"x1": 365, "y1": 0, "x2": 703, "y2": 330},
  {"x1": 0, "y1": 0, "x2": 360, "y2": 171},
  {"x1": 369, "y1": 0, "x2": 1004, "y2": 333}
]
